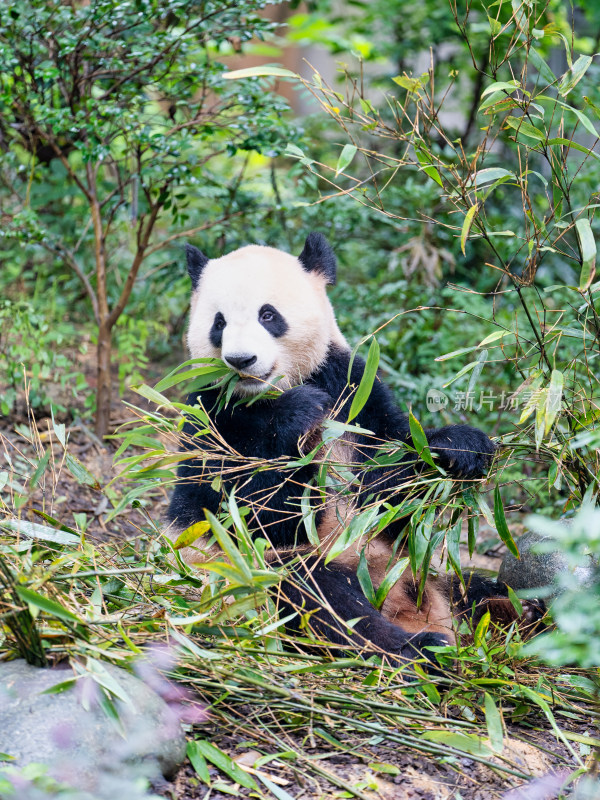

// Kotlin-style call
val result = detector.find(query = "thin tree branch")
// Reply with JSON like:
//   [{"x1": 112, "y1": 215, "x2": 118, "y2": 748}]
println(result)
[{"x1": 143, "y1": 211, "x2": 245, "y2": 257}]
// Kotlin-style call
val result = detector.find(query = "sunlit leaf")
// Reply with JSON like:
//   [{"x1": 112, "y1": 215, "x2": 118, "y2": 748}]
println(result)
[
  {"x1": 559, "y1": 55, "x2": 593, "y2": 97},
  {"x1": 505, "y1": 117, "x2": 546, "y2": 142},
  {"x1": 335, "y1": 143, "x2": 357, "y2": 176},
  {"x1": 173, "y1": 521, "x2": 211, "y2": 550},
  {"x1": 466, "y1": 168, "x2": 514, "y2": 187},
  {"x1": 461, "y1": 203, "x2": 478, "y2": 255},
  {"x1": 223, "y1": 66, "x2": 298, "y2": 80},
  {"x1": 1, "y1": 518, "x2": 79, "y2": 545},
  {"x1": 480, "y1": 80, "x2": 519, "y2": 98}
]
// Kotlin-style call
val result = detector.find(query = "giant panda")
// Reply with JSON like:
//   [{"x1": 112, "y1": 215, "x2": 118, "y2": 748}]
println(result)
[{"x1": 167, "y1": 233, "x2": 534, "y2": 665}]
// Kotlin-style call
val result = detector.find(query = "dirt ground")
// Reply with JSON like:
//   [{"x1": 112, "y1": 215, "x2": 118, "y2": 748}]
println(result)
[{"x1": 154, "y1": 716, "x2": 594, "y2": 800}]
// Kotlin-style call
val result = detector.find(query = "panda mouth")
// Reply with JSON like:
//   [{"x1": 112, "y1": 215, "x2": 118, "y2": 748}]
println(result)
[{"x1": 237, "y1": 370, "x2": 274, "y2": 386}]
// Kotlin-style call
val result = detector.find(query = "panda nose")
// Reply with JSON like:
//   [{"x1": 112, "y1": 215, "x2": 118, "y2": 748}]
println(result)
[{"x1": 224, "y1": 354, "x2": 257, "y2": 372}]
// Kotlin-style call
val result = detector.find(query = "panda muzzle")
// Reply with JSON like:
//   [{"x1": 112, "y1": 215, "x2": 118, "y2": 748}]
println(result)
[{"x1": 224, "y1": 354, "x2": 258, "y2": 372}]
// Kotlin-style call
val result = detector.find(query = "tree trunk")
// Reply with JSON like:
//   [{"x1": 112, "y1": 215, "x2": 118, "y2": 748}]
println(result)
[{"x1": 95, "y1": 319, "x2": 112, "y2": 438}]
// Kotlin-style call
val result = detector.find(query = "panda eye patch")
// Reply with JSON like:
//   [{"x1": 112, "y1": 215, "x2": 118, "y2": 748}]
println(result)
[
  {"x1": 209, "y1": 312, "x2": 226, "y2": 348},
  {"x1": 259, "y1": 304, "x2": 288, "y2": 338}
]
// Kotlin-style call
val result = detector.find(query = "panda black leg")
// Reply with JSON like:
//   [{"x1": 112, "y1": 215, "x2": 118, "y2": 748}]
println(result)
[{"x1": 276, "y1": 558, "x2": 448, "y2": 670}]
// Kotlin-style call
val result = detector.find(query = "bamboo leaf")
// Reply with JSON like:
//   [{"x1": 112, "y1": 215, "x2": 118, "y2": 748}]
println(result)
[
  {"x1": 1, "y1": 518, "x2": 79, "y2": 545},
  {"x1": 461, "y1": 203, "x2": 479, "y2": 255},
  {"x1": 189, "y1": 740, "x2": 258, "y2": 790},
  {"x1": 528, "y1": 47, "x2": 556, "y2": 84},
  {"x1": 257, "y1": 774, "x2": 296, "y2": 800},
  {"x1": 467, "y1": 348, "x2": 488, "y2": 396},
  {"x1": 374, "y1": 557, "x2": 410, "y2": 609},
  {"x1": 481, "y1": 81, "x2": 519, "y2": 98},
  {"x1": 187, "y1": 741, "x2": 211, "y2": 785},
  {"x1": 545, "y1": 369, "x2": 564, "y2": 434},
  {"x1": 493, "y1": 486, "x2": 519, "y2": 557},
  {"x1": 356, "y1": 549, "x2": 376, "y2": 606},
  {"x1": 484, "y1": 693, "x2": 504, "y2": 753},
  {"x1": 467, "y1": 508, "x2": 478, "y2": 558},
  {"x1": 347, "y1": 337, "x2": 380, "y2": 422},
  {"x1": 474, "y1": 492, "x2": 495, "y2": 528},
  {"x1": 547, "y1": 137, "x2": 600, "y2": 161},
  {"x1": 325, "y1": 506, "x2": 380, "y2": 564},
  {"x1": 223, "y1": 66, "x2": 298, "y2": 80},
  {"x1": 173, "y1": 521, "x2": 211, "y2": 550},
  {"x1": 205, "y1": 511, "x2": 253, "y2": 582},
  {"x1": 474, "y1": 610, "x2": 490, "y2": 647},
  {"x1": 335, "y1": 143, "x2": 357, "y2": 176},
  {"x1": 422, "y1": 165, "x2": 443, "y2": 186},
  {"x1": 504, "y1": 117, "x2": 546, "y2": 142},
  {"x1": 478, "y1": 330, "x2": 512, "y2": 347},
  {"x1": 466, "y1": 168, "x2": 514, "y2": 187},
  {"x1": 29, "y1": 449, "x2": 51, "y2": 489},
  {"x1": 421, "y1": 730, "x2": 493, "y2": 756},
  {"x1": 392, "y1": 73, "x2": 428, "y2": 92},
  {"x1": 155, "y1": 364, "x2": 228, "y2": 393},
  {"x1": 571, "y1": 107, "x2": 599, "y2": 137},
  {"x1": 435, "y1": 346, "x2": 479, "y2": 362},
  {"x1": 132, "y1": 383, "x2": 172, "y2": 408},
  {"x1": 442, "y1": 360, "x2": 477, "y2": 388},
  {"x1": 559, "y1": 55, "x2": 593, "y2": 97},
  {"x1": 518, "y1": 376, "x2": 545, "y2": 424},
  {"x1": 507, "y1": 586, "x2": 523, "y2": 616},
  {"x1": 535, "y1": 387, "x2": 547, "y2": 451},
  {"x1": 446, "y1": 520, "x2": 463, "y2": 585},
  {"x1": 301, "y1": 486, "x2": 320, "y2": 547},
  {"x1": 16, "y1": 586, "x2": 80, "y2": 624},
  {"x1": 65, "y1": 453, "x2": 101, "y2": 489},
  {"x1": 408, "y1": 410, "x2": 437, "y2": 468},
  {"x1": 575, "y1": 218, "x2": 596, "y2": 291}
]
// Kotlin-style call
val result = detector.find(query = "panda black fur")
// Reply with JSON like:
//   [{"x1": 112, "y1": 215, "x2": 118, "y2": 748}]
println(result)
[{"x1": 167, "y1": 234, "x2": 532, "y2": 664}]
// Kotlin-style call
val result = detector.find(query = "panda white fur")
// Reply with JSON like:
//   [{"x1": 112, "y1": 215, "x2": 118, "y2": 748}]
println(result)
[{"x1": 167, "y1": 233, "x2": 534, "y2": 665}]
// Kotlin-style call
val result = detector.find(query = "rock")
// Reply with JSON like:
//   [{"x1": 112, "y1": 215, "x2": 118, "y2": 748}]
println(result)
[
  {"x1": 0, "y1": 659, "x2": 187, "y2": 799},
  {"x1": 498, "y1": 529, "x2": 597, "y2": 601}
]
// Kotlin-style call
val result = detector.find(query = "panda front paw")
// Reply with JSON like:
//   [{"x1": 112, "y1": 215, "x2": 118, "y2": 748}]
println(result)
[
  {"x1": 428, "y1": 425, "x2": 495, "y2": 478},
  {"x1": 276, "y1": 385, "x2": 332, "y2": 438}
]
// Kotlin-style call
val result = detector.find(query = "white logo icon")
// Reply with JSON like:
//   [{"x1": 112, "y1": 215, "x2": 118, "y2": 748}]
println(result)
[{"x1": 426, "y1": 388, "x2": 448, "y2": 412}]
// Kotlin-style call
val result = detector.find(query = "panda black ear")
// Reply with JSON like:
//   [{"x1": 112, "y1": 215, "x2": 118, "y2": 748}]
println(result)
[
  {"x1": 186, "y1": 244, "x2": 209, "y2": 289},
  {"x1": 298, "y1": 232, "x2": 337, "y2": 285}
]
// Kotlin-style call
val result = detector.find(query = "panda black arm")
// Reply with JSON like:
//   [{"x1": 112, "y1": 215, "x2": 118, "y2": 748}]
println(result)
[
  {"x1": 167, "y1": 384, "x2": 331, "y2": 546},
  {"x1": 337, "y1": 351, "x2": 494, "y2": 479},
  {"x1": 174, "y1": 384, "x2": 332, "y2": 458}
]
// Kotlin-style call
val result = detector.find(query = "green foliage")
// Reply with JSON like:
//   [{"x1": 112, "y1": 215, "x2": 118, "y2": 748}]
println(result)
[
  {"x1": 0, "y1": 299, "x2": 86, "y2": 417},
  {"x1": 523, "y1": 506, "x2": 600, "y2": 669},
  {"x1": 275, "y1": 0, "x2": 600, "y2": 518},
  {"x1": 0, "y1": 0, "x2": 296, "y2": 433}
]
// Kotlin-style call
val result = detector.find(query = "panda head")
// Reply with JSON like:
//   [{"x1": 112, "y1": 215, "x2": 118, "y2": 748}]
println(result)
[{"x1": 186, "y1": 233, "x2": 348, "y2": 395}]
